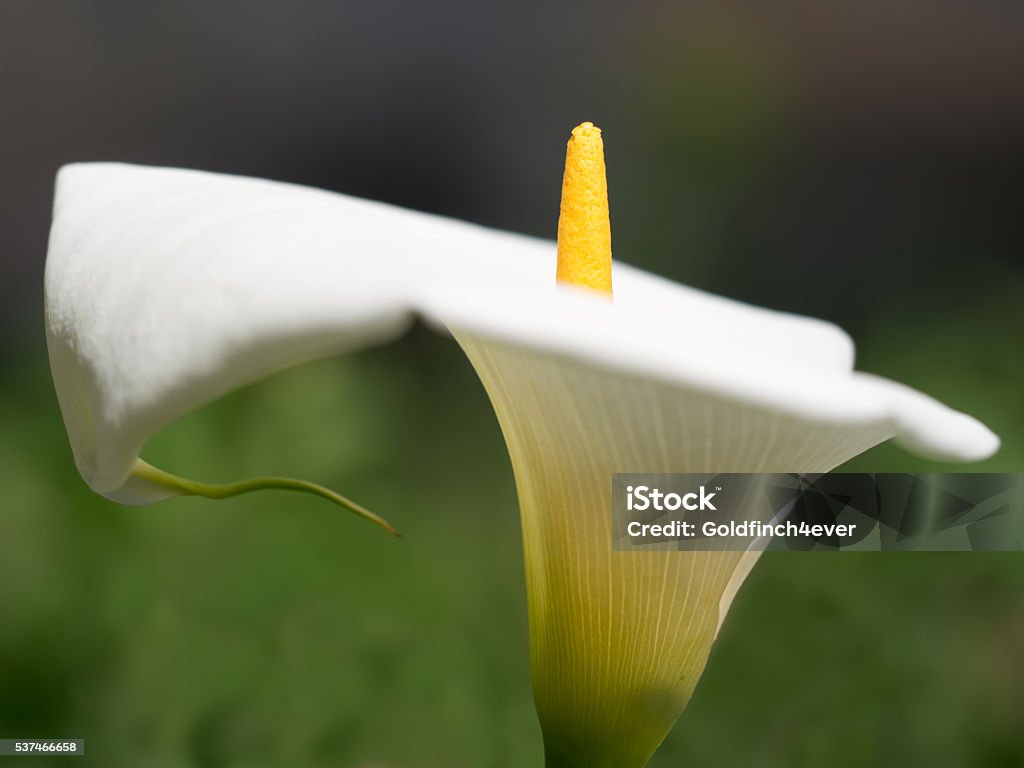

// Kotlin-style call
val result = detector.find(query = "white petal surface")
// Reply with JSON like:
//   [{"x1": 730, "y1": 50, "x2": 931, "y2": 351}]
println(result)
[
  {"x1": 45, "y1": 163, "x2": 997, "y2": 503},
  {"x1": 456, "y1": 333, "x2": 901, "y2": 764}
]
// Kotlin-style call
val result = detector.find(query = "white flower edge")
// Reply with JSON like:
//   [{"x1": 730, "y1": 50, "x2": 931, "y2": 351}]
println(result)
[{"x1": 44, "y1": 163, "x2": 999, "y2": 502}]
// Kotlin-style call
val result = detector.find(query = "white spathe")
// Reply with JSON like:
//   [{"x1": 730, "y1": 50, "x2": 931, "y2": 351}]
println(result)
[
  {"x1": 45, "y1": 163, "x2": 996, "y2": 502},
  {"x1": 45, "y1": 163, "x2": 998, "y2": 766}
]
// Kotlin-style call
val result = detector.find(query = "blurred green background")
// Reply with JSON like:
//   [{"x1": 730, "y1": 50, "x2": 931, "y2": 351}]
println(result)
[{"x1": 1, "y1": 2, "x2": 1022, "y2": 766}]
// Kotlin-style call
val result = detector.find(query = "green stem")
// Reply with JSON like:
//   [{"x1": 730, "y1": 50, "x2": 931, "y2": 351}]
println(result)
[{"x1": 132, "y1": 459, "x2": 401, "y2": 537}]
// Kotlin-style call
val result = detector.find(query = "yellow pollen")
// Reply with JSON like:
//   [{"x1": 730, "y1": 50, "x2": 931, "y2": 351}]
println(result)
[{"x1": 556, "y1": 122, "x2": 613, "y2": 294}]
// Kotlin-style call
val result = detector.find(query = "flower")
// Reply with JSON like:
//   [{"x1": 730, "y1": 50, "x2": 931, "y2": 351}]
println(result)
[{"x1": 45, "y1": 129, "x2": 997, "y2": 766}]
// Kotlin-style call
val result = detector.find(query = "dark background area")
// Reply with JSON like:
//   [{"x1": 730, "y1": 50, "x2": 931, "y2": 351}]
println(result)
[{"x1": 1, "y1": 2, "x2": 1021, "y2": 766}]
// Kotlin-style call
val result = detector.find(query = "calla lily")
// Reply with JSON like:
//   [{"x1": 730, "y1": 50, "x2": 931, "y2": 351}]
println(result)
[{"x1": 46, "y1": 142, "x2": 997, "y2": 765}]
